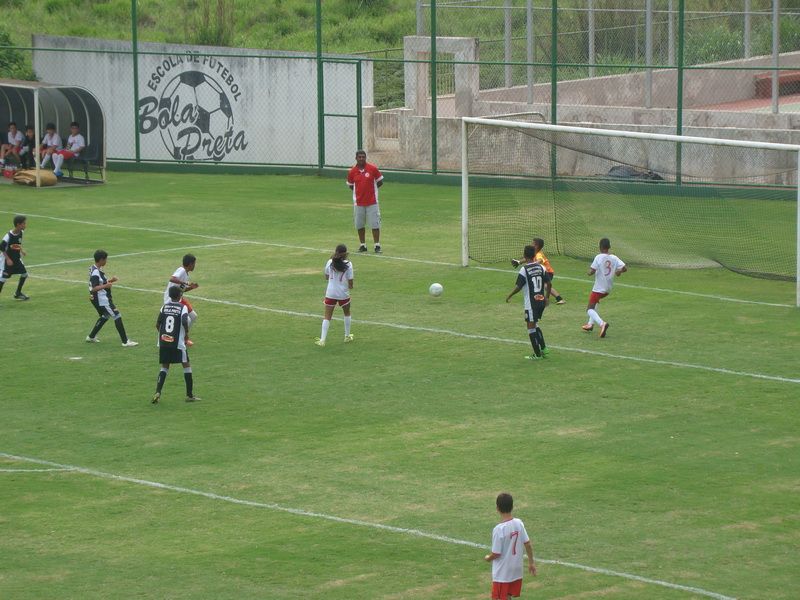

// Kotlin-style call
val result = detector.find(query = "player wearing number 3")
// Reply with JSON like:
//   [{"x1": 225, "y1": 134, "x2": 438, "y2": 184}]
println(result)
[
  {"x1": 583, "y1": 237, "x2": 627, "y2": 338},
  {"x1": 484, "y1": 493, "x2": 537, "y2": 600},
  {"x1": 506, "y1": 245, "x2": 552, "y2": 360}
]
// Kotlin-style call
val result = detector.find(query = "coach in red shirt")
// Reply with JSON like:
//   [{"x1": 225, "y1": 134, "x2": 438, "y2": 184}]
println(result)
[{"x1": 347, "y1": 149, "x2": 384, "y2": 253}]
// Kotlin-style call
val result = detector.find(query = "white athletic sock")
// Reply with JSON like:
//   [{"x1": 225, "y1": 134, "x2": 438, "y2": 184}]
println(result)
[
  {"x1": 344, "y1": 316, "x2": 351, "y2": 336},
  {"x1": 52, "y1": 153, "x2": 63, "y2": 171},
  {"x1": 188, "y1": 310, "x2": 198, "y2": 324},
  {"x1": 587, "y1": 309, "x2": 603, "y2": 326},
  {"x1": 320, "y1": 319, "x2": 330, "y2": 341},
  {"x1": 41, "y1": 155, "x2": 50, "y2": 167}
]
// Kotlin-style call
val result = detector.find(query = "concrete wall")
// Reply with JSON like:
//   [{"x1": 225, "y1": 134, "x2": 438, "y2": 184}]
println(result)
[{"x1": 33, "y1": 35, "x2": 372, "y2": 167}]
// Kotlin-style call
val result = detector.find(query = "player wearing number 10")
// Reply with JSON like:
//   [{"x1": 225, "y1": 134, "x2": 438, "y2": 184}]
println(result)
[
  {"x1": 152, "y1": 286, "x2": 199, "y2": 404},
  {"x1": 484, "y1": 493, "x2": 537, "y2": 600},
  {"x1": 506, "y1": 245, "x2": 552, "y2": 360},
  {"x1": 583, "y1": 238, "x2": 627, "y2": 338}
]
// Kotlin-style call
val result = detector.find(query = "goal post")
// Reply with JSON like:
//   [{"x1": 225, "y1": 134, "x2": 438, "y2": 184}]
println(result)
[{"x1": 461, "y1": 117, "x2": 800, "y2": 307}]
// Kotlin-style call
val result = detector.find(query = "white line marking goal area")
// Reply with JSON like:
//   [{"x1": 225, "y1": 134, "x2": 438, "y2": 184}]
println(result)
[
  {"x1": 4, "y1": 209, "x2": 795, "y2": 309},
  {"x1": 0, "y1": 452, "x2": 736, "y2": 600},
  {"x1": 30, "y1": 274, "x2": 800, "y2": 385}
]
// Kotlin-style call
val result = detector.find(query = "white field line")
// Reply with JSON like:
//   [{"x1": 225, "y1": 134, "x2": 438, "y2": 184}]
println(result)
[
  {"x1": 0, "y1": 452, "x2": 736, "y2": 600},
  {"x1": 26, "y1": 242, "x2": 251, "y2": 269},
  {"x1": 6, "y1": 210, "x2": 794, "y2": 309},
  {"x1": 0, "y1": 467, "x2": 74, "y2": 472},
  {"x1": 31, "y1": 273, "x2": 800, "y2": 385}
]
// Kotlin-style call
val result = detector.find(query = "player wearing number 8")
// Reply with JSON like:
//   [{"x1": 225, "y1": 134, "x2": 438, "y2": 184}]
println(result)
[
  {"x1": 152, "y1": 286, "x2": 199, "y2": 404},
  {"x1": 506, "y1": 245, "x2": 552, "y2": 360},
  {"x1": 583, "y1": 238, "x2": 627, "y2": 338}
]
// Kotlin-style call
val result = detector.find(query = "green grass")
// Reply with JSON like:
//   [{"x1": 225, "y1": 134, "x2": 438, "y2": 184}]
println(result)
[{"x1": 0, "y1": 172, "x2": 798, "y2": 599}]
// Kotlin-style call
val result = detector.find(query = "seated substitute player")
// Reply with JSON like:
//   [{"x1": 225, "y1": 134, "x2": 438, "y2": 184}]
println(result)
[
  {"x1": 506, "y1": 245, "x2": 552, "y2": 360},
  {"x1": 86, "y1": 250, "x2": 138, "y2": 347},
  {"x1": 315, "y1": 244, "x2": 354, "y2": 347},
  {"x1": 39, "y1": 123, "x2": 62, "y2": 168},
  {"x1": 164, "y1": 254, "x2": 199, "y2": 346},
  {"x1": 484, "y1": 492, "x2": 537, "y2": 600},
  {"x1": 153, "y1": 285, "x2": 199, "y2": 404},
  {"x1": 0, "y1": 215, "x2": 30, "y2": 301},
  {"x1": 583, "y1": 237, "x2": 627, "y2": 338},
  {"x1": 18, "y1": 125, "x2": 36, "y2": 169},
  {"x1": 52, "y1": 121, "x2": 86, "y2": 177},
  {"x1": 511, "y1": 237, "x2": 565, "y2": 305},
  {"x1": 0, "y1": 122, "x2": 24, "y2": 167}
]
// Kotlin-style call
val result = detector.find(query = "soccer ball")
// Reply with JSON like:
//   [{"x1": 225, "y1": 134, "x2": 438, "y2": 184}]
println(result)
[{"x1": 429, "y1": 283, "x2": 443, "y2": 297}]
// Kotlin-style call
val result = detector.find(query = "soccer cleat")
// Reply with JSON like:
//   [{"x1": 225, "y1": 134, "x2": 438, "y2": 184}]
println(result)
[
  {"x1": 151, "y1": 392, "x2": 160, "y2": 405},
  {"x1": 85, "y1": 336, "x2": 100, "y2": 343},
  {"x1": 374, "y1": 244, "x2": 382, "y2": 254},
  {"x1": 581, "y1": 324, "x2": 594, "y2": 332},
  {"x1": 185, "y1": 395, "x2": 201, "y2": 403},
  {"x1": 121, "y1": 340, "x2": 139, "y2": 347},
  {"x1": 511, "y1": 259, "x2": 520, "y2": 268},
  {"x1": 344, "y1": 334, "x2": 354, "y2": 343},
  {"x1": 556, "y1": 299, "x2": 566, "y2": 305},
  {"x1": 525, "y1": 354, "x2": 543, "y2": 360},
  {"x1": 599, "y1": 322, "x2": 610, "y2": 338},
  {"x1": 540, "y1": 347, "x2": 550, "y2": 356},
  {"x1": 315, "y1": 338, "x2": 326, "y2": 347},
  {"x1": 54, "y1": 170, "x2": 63, "y2": 178},
  {"x1": 358, "y1": 245, "x2": 368, "y2": 253},
  {"x1": 14, "y1": 293, "x2": 29, "y2": 301}
]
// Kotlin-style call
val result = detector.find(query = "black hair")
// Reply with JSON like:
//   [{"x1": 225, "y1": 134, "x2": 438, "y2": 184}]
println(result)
[
  {"x1": 70, "y1": 121, "x2": 80, "y2": 129},
  {"x1": 523, "y1": 245, "x2": 536, "y2": 259},
  {"x1": 24, "y1": 124, "x2": 34, "y2": 131},
  {"x1": 599, "y1": 237, "x2": 611, "y2": 251},
  {"x1": 182, "y1": 253, "x2": 197, "y2": 267},
  {"x1": 496, "y1": 493, "x2": 513, "y2": 514},
  {"x1": 13, "y1": 215, "x2": 26, "y2": 227},
  {"x1": 330, "y1": 244, "x2": 349, "y2": 273},
  {"x1": 168, "y1": 285, "x2": 183, "y2": 301},
  {"x1": 93, "y1": 249, "x2": 108, "y2": 262},
  {"x1": 45, "y1": 123, "x2": 56, "y2": 130},
  {"x1": 8, "y1": 121, "x2": 16, "y2": 128},
  {"x1": 532, "y1": 237, "x2": 544, "y2": 251},
  {"x1": 355, "y1": 149, "x2": 366, "y2": 157}
]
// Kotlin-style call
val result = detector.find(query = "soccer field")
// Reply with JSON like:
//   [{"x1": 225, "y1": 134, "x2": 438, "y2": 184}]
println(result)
[{"x1": 1, "y1": 172, "x2": 798, "y2": 600}]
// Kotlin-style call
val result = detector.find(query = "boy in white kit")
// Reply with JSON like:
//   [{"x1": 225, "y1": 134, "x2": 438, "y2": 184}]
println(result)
[
  {"x1": 583, "y1": 237, "x2": 627, "y2": 338},
  {"x1": 165, "y1": 254, "x2": 199, "y2": 346},
  {"x1": 52, "y1": 121, "x2": 86, "y2": 177},
  {"x1": 315, "y1": 244, "x2": 354, "y2": 347},
  {"x1": 484, "y1": 493, "x2": 537, "y2": 600}
]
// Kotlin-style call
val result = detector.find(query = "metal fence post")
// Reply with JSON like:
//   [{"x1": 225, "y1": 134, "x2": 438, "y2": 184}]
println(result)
[
  {"x1": 316, "y1": 0, "x2": 325, "y2": 169},
  {"x1": 417, "y1": 0, "x2": 424, "y2": 36},
  {"x1": 505, "y1": 0, "x2": 513, "y2": 88},
  {"x1": 645, "y1": 0, "x2": 653, "y2": 108},
  {"x1": 131, "y1": 0, "x2": 141, "y2": 163},
  {"x1": 356, "y1": 59, "x2": 363, "y2": 149},
  {"x1": 676, "y1": 0, "x2": 685, "y2": 184},
  {"x1": 527, "y1": 0, "x2": 534, "y2": 103},
  {"x1": 431, "y1": 0, "x2": 437, "y2": 175},
  {"x1": 772, "y1": 0, "x2": 780, "y2": 115},
  {"x1": 744, "y1": 0, "x2": 752, "y2": 59},
  {"x1": 668, "y1": 0, "x2": 675, "y2": 65},
  {"x1": 588, "y1": 0, "x2": 595, "y2": 78}
]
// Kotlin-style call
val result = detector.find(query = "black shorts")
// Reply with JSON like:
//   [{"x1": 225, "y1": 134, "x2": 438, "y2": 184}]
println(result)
[
  {"x1": 2, "y1": 261, "x2": 26, "y2": 277},
  {"x1": 159, "y1": 346, "x2": 188, "y2": 365},
  {"x1": 524, "y1": 301, "x2": 546, "y2": 323},
  {"x1": 91, "y1": 300, "x2": 119, "y2": 319}
]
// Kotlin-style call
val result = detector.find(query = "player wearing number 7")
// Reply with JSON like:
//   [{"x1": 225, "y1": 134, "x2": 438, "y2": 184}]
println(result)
[
  {"x1": 152, "y1": 286, "x2": 199, "y2": 404},
  {"x1": 583, "y1": 237, "x2": 627, "y2": 338},
  {"x1": 506, "y1": 245, "x2": 552, "y2": 360},
  {"x1": 484, "y1": 493, "x2": 537, "y2": 600}
]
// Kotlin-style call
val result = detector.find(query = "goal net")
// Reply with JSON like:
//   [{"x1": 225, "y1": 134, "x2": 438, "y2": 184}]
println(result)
[{"x1": 461, "y1": 117, "x2": 800, "y2": 305}]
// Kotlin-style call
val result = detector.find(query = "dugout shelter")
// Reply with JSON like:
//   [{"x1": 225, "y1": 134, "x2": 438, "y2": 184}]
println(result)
[{"x1": 0, "y1": 79, "x2": 106, "y2": 185}]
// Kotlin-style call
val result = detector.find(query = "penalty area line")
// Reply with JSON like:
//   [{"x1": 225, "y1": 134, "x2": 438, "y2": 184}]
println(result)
[
  {"x1": 6, "y1": 209, "x2": 793, "y2": 309},
  {"x1": 0, "y1": 452, "x2": 736, "y2": 600},
  {"x1": 29, "y1": 274, "x2": 800, "y2": 385}
]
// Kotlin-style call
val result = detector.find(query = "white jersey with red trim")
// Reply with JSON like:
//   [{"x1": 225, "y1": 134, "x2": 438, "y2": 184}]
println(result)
[
  {"x1": 591, "y1": 253, "x2": 626, "y2": 294},
  {"x1": 164, "y1": 266, "x2": 190, "y2": 304},
  {"x1": 324, "y1": 259, "x2": 353, "y2": 300},
  {"x1": 491, "y1": 517, "x2": 530, "y2": 583}
]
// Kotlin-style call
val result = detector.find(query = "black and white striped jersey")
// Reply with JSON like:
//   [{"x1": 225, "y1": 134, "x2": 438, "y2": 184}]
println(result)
[
  {"x1": 0, "y1": 229, "x2": 23, "y2": 263},
  {"x1": 89, "y1": 264, "x2": 112, "y2": 306}
]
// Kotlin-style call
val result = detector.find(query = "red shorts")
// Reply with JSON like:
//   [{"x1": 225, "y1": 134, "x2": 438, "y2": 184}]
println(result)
[
  {"x1": 180, "y1": 298, "x2": 194, "y2": 312},
  {"x1": 56, "y1": 150, "x2": 77, "y2": 159},
  {"x1": 324, "y1": 297, "x2": 350, "y2": 307},
  {"x1": 492, "y1": 579, "x2": 522, "y2": 600},
  {"x1": 588, "y1": 291, "x2": 609, "y2": 305}
]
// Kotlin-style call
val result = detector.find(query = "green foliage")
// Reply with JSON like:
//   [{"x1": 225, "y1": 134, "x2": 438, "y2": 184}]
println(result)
[
  {"x1": 685, "y1": 24, "x2": 744, "y2": 65},
  {"x1": 0, "y1": 28, "x2": 34, "y2": 79}
]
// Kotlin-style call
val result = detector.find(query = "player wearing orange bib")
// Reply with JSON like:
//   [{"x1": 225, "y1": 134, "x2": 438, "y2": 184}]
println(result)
[{"x1": 511, "y1": 237, "x2": 565, "y2": 305}]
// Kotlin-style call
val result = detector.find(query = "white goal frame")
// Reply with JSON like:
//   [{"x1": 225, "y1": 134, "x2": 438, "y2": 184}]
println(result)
[{"x1": 461, "y1": 117, "x2": 800, "y2": 307}]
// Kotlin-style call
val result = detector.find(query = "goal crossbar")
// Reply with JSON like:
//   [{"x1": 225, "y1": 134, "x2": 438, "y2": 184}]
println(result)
[{"x1": 460, "y1": 117, "x2": 800, "y2": 307}]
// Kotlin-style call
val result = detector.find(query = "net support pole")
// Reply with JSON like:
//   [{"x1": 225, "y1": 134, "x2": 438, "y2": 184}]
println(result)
[
  {"x1": 33, "y1": 88, "x2": 41, "y2": 189},
  {"x1": 796, "y1": 149, "x2": 800, "y2": 307},
  {"x1": 461, "y1": 118, "x2": 469, "y2": 267}
]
